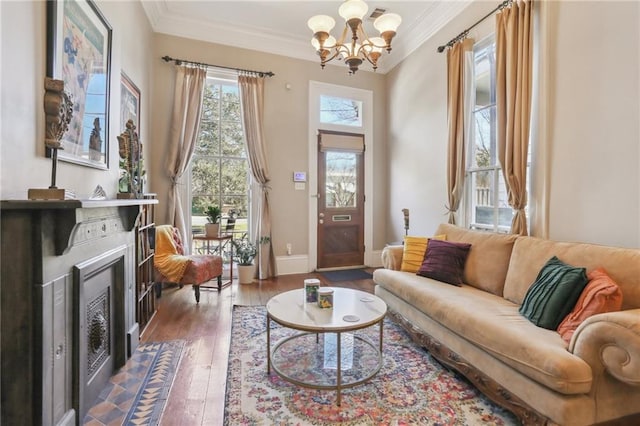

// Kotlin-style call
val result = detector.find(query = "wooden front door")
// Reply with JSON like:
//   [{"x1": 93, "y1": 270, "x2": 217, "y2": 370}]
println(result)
[{"x1": 316, "y1": 131, "x2": 365, "y2": 269}]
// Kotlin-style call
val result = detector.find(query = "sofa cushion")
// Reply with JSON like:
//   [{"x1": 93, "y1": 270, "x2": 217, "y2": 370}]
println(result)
[
  {"x1": 435, "y1": 223, "x2": 517, "y2": 296},
  {"x1": 373, "y1": 268, "x2": 593, "y2": 395},
  {"x1": 417, "y1": 239, "x2": 470, "y2": 285},
  {"x1": 519, "y1": 257, "x2": 588, "y2": 330},
  {"x1": 400, "y1": 234, "x2": 446, "y2": 273},
  {"x1": 557, "y1": 268, "x2": 623, "y2": 343},
  {"x1": 504, "y1": 236, "x2": 640, "y2": 308}
]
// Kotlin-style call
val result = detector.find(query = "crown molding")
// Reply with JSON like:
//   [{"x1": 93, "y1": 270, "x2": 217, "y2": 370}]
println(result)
[
  {"x1": 380, "y1": 1, "x2": 473, "y2": 72},
  {"x1": 143, "y1": 1, "x2": 472, "y2": 75}
]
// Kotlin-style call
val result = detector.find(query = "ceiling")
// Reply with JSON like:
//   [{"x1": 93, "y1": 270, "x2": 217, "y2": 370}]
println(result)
[{"x1": 142, "y1": 1, "x2": 472, "y2": 74}]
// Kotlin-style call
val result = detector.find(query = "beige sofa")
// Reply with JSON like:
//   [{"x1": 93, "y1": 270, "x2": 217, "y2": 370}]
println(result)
[{"x1": 374, "y1": 223, "x2": 640, "y2": 425}]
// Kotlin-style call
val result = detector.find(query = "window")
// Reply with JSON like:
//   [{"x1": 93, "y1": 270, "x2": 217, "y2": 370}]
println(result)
[
  {"x1": 320, "y1": 95, "x2": 363, "y2": 127},
  {"x1": 465, "y1": 36, "x2": 530, "y2": 233},
  {"x1": 190, "y1": 76, "x2": 249, "y2": 236}
]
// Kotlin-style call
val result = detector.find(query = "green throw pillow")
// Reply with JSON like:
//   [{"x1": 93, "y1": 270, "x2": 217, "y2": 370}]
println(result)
[{"x1": 519, "y1": 256, "x2": 588, "y2": 330}]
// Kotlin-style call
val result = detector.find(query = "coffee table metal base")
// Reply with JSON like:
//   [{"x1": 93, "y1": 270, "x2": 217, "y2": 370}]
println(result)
[{"x1": 267, "y1": 316, "x2": 383, "y2": 406}]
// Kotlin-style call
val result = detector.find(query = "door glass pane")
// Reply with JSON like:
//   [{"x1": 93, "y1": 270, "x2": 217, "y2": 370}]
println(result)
[
  {"x1": 325, "y1": 151, "x2": 357, "y2": 208},
  {"x1": 320, "y1": 96, "x2": 362, "y2": 127}
]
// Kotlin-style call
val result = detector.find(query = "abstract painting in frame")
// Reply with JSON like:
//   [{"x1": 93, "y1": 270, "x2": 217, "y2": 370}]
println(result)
[{"x1": 47, "y1": 0, "x2": 112, "y2": 169}]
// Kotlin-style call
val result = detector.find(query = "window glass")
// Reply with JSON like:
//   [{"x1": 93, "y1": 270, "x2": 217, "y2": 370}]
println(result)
[
  {"x1": 465, "y1": 36, "x2": 528, "y2": 233},
  {"x1": 320, "y1": 95, "x2": 363, "y2": 127},
  {"x1": 191, "y1": 77, "x2": 249, "y2": 237}
]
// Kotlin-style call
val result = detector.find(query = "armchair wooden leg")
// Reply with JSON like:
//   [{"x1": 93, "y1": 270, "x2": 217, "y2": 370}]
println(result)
[
  {"x1": 217, "y1": 275, "x2": 222, "y2": 291},
  {"x1": 194, "y1": 285, "x2": 200, "y2": 304}
]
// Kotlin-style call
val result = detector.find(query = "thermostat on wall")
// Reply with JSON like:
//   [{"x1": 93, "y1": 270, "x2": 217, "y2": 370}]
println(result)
[{"x1": 293, "y1": 171, "x2": 307, "y2": 182}]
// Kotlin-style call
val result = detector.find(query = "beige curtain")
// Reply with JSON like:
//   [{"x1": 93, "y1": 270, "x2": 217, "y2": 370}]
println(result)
[
  {"x1": 446, "y1": 38, "x2": 475, "y2": 224},
  {"x1": 496, "y1": 0, "x2": 533, "y2": 235},
  {"x1": 165, "y1": 65, "x2": 207, "y2": 243},
  {"x1": 238, "y1": 74, "x2": 276, "y2": 279}
]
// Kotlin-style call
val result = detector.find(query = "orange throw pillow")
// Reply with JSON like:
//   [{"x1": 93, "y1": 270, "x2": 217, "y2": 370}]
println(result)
[
  {"x1": 557, "y1": 268, "x2": 623, "y2": 343},
  {"x1": 400, "y1": 234, "x2": 446, "y2": 273}
]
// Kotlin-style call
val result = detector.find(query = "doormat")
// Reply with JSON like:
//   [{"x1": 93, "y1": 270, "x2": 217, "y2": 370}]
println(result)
[
  {"x1": 320, "y1": 268, "x2": 373, "y2": 282},
  {"x1": 223, "y1": 305, "x2": 518, "y2": 425},
  {"x1": 83, "y1": 339, "x2": 185, "y2": 425}
]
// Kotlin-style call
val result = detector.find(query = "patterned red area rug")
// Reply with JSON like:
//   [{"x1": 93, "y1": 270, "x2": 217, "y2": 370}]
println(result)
[{"x1": 224, "y1": 305, "x2": 519, "y2": 425}]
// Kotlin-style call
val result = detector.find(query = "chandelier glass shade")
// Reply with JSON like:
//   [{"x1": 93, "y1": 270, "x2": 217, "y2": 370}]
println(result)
[{"x1": 308, "y1": 0, "x2": 401, "y2": 74}]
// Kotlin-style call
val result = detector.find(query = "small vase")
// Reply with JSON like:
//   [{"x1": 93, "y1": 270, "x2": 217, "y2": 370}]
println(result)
[
  {"x1": 237, "y1": 264, "x2": 255, "y2": 284},
  {"x1": 205, "y1": 223, "x2": 219, "y2": 237}
]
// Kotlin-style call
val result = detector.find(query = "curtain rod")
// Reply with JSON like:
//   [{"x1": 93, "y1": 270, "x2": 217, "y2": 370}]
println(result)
[
  {"x1": 437, "y1": 0, "x2": 513, "y2": 53},
  {"x1": 161, "y1": 55, "x2": 275, "y2": 77}
]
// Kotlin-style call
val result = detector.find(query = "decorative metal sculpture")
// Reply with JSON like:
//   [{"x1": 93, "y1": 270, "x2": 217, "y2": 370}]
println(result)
[
  {"x1": 117, "y1": 119, "x2": 143, "y2": 199},
  {"x1": 28, "y1": 78, "x2": 74, "y2": 200},
  {"x1": 402, "y1": 208, "x2": 410, "y2": 235}
]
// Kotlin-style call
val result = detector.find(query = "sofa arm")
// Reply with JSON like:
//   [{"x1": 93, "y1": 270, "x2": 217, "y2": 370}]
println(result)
[
  {"x1": 381, "y1": 245, "x2": 404, "y2": 270},
  {"x1": 570, "y1": 309, "x2": 640, "y2": 386}
]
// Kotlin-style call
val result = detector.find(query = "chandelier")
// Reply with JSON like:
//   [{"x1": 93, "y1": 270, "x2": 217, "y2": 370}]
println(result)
[{"x1": 308, "y1": 0, "x2": 402, "y2": 74}]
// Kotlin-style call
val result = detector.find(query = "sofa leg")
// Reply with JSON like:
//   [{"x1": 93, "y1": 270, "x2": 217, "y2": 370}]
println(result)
[
  {"x1": 194, "y1": 285, "x2": 200, "y2": 304},
  {"x1": 217, "y1": 275, "x2": 222, "y2": 291}
]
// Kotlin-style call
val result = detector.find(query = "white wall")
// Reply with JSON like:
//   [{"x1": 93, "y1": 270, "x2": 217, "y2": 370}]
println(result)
[
  {"x1": 545, "y1": 1, "x2": 639, "y2": 248},
  {"x1": 0, "y1": 1, "x2": 154, "y2": 200},
  {"x1": 386, "y1": 1, "x2": 493, "y2": 239},
  {"x1": 387, "y1": 0, "x2": 640, "y2": 249},
  {"x1": 150, "y1": 34, "x2": 388, "y2": 260}
]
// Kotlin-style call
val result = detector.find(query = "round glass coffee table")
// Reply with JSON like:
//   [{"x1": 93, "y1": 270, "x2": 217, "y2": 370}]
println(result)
[{"x1": 266, "y1": 287, "x2": 387, "y2": 405}]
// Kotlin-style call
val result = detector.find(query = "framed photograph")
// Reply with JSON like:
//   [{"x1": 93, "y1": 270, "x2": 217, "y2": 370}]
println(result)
[
  {"x1": 46, "y1": 0, "x2": 112, "y2": 169},
  {"x1": 120, "y1": 72, "x2": 140, "y2": 133}
]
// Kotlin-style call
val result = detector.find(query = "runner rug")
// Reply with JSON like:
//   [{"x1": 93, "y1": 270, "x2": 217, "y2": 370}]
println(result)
[
  {"x1": 83, "y1": 339, "x2": 185, "y2": 425},
  {"x1": 224, "y1": 305, "x2": 518, "y2": 425}
]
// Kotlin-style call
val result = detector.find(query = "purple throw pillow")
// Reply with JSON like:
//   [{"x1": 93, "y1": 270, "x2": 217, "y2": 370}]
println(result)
[{"x1": 417, "y1": 239, "x2": 472, "y2": 286}]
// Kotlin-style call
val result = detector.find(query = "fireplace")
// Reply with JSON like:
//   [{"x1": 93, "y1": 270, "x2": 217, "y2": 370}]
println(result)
[
  {"x1": 73, "y1": 247, "x2": 127, "y2": 419},
  {"x1": 1, "y1": 199, "x2": 155, "y2": 426}
]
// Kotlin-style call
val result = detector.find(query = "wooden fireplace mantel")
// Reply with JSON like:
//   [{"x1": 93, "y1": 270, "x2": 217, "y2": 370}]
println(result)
[{"x1": 1, "y1": 198, "x2": 157, "y2": 255}]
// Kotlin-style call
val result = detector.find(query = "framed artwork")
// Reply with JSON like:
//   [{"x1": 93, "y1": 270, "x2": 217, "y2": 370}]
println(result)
[
  {"x1": 46, "y1": 0, "x2": 112, "y2": 169},
  {"x1": 120, "y1": 72, "x2": 140, "y2": 133}
]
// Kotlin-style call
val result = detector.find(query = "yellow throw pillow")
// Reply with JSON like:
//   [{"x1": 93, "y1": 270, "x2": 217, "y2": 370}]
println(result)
[{"x1": 400, "y1": 234, "x2": 446, "y2": 273}]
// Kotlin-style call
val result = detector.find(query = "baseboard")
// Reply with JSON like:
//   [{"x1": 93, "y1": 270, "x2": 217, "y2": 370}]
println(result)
[{"x1": 276, "y1": 254, "x2": 309, "y2": 275}]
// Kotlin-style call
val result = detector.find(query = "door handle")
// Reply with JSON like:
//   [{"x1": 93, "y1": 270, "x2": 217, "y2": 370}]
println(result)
[
  {"x1": 311, "y1": 194, "x2": 320, "y2": 198},
  {"x1": 319, "y1": 219, "x2": 324, "y2": 224},
  {"x1": 319, "y1": 213, "x2": 324, "y2": 218}
]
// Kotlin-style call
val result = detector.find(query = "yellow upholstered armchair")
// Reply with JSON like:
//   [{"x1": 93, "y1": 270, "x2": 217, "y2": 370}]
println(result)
[{"x1": 154, "y1": 225, "x2": 224, "y2": 303}]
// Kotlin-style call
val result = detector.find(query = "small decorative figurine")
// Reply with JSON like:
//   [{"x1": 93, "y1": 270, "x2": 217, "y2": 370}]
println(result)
[
  {"x1": 28, "y1": 78, "x2": 74, "y2": 200},
  {"x1": 117, "y1": 119, "x2": 144, "y2": 199}
]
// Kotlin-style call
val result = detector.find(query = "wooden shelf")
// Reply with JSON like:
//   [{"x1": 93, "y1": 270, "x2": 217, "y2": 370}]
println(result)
[{"x1": 135, "y1": 194, "x2": 157, "y2": 336}]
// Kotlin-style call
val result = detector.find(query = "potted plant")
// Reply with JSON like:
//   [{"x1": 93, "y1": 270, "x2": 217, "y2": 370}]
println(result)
[
  {"x1": 204, "y1": 205, "x2": 221, "y2": 237},
  {"x1": 232, "y1": 237, "x2": 257, "y2": 284}
]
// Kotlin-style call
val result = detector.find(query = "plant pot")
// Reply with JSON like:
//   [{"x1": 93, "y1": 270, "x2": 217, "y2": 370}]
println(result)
[
  {"x1": 237, "y1": 264, "x2": 256, "y2": 284},
  {"x1": 205, "y1": 223, "x2": 219, "y2": 237}
]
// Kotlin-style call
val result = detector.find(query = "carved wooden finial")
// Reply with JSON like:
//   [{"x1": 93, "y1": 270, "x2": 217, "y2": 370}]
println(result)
[{"x1": 44, "y1": 77, "x2": 73, "y2": 149}]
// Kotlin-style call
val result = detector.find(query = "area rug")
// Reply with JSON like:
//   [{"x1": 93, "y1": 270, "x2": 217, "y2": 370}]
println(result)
[
  {"x1": 224, "y1": 306, "x2": 519, "y2": 425},
  {"x1": 83, "y1": 339, "x2": 185, "y2": 425},
  {"x1": 320, "y1": 268, "x2": 373, "y2": 282}
]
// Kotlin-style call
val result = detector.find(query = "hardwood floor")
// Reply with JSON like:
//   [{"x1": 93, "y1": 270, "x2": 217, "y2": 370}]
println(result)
[{"x1": 140, "y1": 270, "x2": 376, "y2": 426}]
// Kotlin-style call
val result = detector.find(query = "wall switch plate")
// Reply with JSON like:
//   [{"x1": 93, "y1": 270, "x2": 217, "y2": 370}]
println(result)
[{"x1": 294, "y1": 182, "x2": 305, "y2": 190}]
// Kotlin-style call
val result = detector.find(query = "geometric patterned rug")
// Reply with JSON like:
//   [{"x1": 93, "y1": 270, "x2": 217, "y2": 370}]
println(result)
[
  {"x1": 83, "y1": 340, "x2": 185, "y2": 425},
  {"x1": 224, "y1": 306, "x2": 519, "y2": 425}
]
